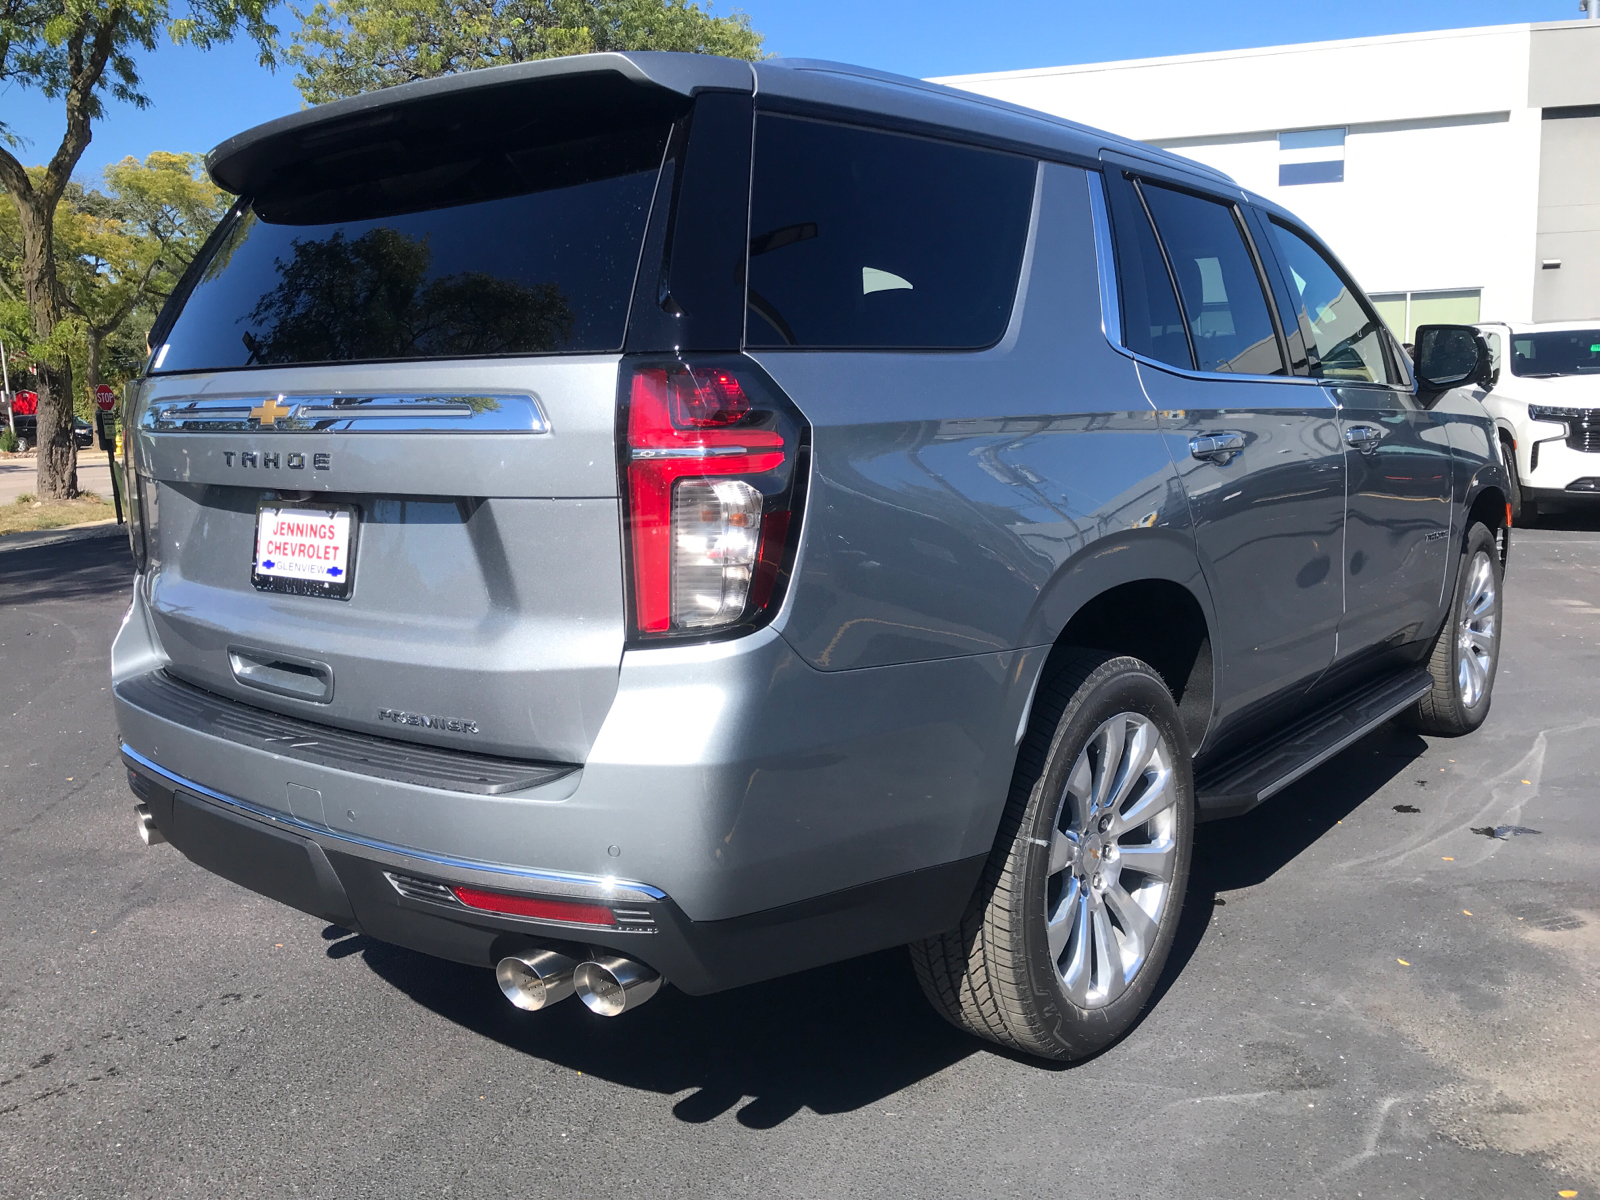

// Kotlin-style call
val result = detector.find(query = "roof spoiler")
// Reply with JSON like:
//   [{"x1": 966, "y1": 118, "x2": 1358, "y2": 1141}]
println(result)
[{"x1": 206, "y1": 51, "x2": 754, "y2": 196}]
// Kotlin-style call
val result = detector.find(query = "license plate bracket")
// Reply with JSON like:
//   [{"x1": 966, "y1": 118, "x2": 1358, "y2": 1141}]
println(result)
[{"x1": 252, "y1": 501, "x2": 358, "y2": 600}]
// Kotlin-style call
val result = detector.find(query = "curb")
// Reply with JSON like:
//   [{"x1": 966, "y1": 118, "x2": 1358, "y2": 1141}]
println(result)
[{"x1": 0, "y1": 520, "x2": 124, "y2": 554}]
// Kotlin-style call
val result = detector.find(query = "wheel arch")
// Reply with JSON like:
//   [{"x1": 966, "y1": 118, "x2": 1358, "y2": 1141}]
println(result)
[
  {"x1": 1019, "y1": 532, "x2": 1216, "y2": 755},
  {"x1": 1466, "y1": 480, "x2": 1510, "y2": 569}
]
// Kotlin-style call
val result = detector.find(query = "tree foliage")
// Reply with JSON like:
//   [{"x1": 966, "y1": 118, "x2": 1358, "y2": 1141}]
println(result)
[
  {"x1": 1, "y1": 153, "x2": 227, "y2": 417},
  {"x1": 67, "y1": 152, "x2": 231, "y2": 389},
  {"x1": 286, "y1": 0, "x2": 763, "y2": 104},
  {"x1": 0, "y1": 0, "x2": 274, "y2": 497}
]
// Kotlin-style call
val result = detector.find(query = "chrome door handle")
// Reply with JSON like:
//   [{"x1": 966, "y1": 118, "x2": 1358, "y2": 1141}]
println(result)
[
  {"x1": 1190, "y1": 432, "x2": 1245, "y2": 461},
  {"x1": 1344, "y1": 424, "x2": 1384, "y2": 451}
]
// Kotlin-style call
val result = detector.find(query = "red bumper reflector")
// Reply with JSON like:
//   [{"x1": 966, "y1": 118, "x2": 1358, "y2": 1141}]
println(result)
[{"x1": 451, "y1": 886, "x2": 617, "y2": 927}]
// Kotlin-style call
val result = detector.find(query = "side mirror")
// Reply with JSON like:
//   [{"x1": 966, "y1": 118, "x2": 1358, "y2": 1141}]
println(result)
[{"x1": 1414, "y1": 324, "x2": 1490, "y2": 392}]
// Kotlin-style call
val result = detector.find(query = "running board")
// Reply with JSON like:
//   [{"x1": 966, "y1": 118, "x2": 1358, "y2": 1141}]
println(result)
[{"x1": 1194, "y1": 667, "x2": 1433, "y2": 821}]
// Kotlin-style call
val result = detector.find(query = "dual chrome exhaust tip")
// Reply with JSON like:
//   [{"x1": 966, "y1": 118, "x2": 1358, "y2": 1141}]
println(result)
[{"x1": 495, "y1": 948, "x2": 661, "y2": 1016}]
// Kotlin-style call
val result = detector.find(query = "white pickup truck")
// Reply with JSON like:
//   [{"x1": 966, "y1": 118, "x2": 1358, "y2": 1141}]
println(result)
[{"x1": 1473, "y1": 321, "x2": 1600, "y2": 522}]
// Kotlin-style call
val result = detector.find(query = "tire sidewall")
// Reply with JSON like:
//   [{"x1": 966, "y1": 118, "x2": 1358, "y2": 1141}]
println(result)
[{"x1": 1014, "y1": 660, "x2": 1194, "y2": 1057}]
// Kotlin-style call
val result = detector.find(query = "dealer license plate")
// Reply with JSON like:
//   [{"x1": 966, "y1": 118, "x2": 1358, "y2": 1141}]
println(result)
[{"x1": 251, "y1": 503, "x2": 358, "y2": 599}]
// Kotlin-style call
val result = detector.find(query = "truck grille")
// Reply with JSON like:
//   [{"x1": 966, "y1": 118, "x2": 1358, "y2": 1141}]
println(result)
[
  {"x1": 1531, "y1": 405, "x2": 1600, "y2": 453},
  {"x1": 1567, "y1": 409, "x2": 1600, "y2": 453}
]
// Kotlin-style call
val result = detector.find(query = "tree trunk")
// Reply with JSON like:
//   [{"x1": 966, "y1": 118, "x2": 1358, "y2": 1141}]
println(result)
[
  {"x1": 86, "y1": 327, "x2": 104, "y2": 392},
  {"x1": 17, "y1": 189, "x2": 78, "y2": 500}
]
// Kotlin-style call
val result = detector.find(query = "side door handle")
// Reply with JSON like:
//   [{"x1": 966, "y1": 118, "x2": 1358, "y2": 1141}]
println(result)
[
  {"x1": 1344, "y1": 424, "x2": 1385, "y2": 452},
  {"x1": 1189, "y1": 432, "x2": 1245, "y2": 461}
]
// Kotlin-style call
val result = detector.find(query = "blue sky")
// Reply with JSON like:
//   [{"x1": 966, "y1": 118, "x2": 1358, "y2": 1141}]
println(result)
[{"x1": 0, "y1": 0, "x2": 1576, "y2": 184}]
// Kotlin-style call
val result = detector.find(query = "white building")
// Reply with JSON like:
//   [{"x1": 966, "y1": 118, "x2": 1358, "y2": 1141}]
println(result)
[{"x1": 935, "y1": 21, "x2": 1600, "y2": 337}]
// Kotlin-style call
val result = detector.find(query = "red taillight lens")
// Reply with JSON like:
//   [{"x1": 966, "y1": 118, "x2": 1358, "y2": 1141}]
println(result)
[
  {"x1": 451, "y1": 885, "x2": 617, "y2": 927},
  {"x1": 621, "y1": 358, "x2": 807, "y2": 638},
  {"x1": 675, "y1": 368, "x2": 750, "y2": 426}
]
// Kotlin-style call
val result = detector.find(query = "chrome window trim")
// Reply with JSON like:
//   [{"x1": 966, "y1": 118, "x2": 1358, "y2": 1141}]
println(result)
[
  {"x1": 1086, "y1": 170, "x2": 1122, "y2": 349},
  {"x1": 1133, "y1": 355, "x2": 1326, "y2": 387},
  {"x1": 142, "y1": 392, "x2": 549, "y2": 434},
  {"x1": 121, "y1": 744, "x2": 665, "y2": 902},
  {"x1": 1085, "y1": 170, "x2": 1320, "y2": 388}
]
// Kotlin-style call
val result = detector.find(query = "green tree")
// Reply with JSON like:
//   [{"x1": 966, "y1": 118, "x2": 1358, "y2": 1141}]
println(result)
[
  {"x1": 0, "y1": 0, "x2": 275, "y2": 500},
  {"x1": 286, "y1": 0, "x2": 762, "y2": 104},
  {"x1": 60, "y1": 151, "x2": 231, "y2": 401}
]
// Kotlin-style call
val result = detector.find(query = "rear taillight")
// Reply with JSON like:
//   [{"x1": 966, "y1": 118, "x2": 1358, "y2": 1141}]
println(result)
[{"x1": 620, "y1": 357, "x2": 807, "y2": 639}]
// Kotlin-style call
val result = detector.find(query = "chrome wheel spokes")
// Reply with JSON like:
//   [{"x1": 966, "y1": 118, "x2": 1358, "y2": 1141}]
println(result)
[
  {"x1": 1456, "y1": 550, "x2": 1497, "y2": 707},
  {"x1": 1044, "y1": 712, "x2": 1178, "y2": 1009}
]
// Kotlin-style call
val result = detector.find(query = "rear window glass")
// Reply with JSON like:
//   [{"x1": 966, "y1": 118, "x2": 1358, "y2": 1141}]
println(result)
[
  {"x1": 745, "y1": 116, "x2": 1036, "y2": 350},
  {"x1": 153, "y1": 128, "x2": 668, "y2": 372}
]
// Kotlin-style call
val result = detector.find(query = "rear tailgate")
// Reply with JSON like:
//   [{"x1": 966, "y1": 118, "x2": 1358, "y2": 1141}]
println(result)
[{"x1": 130, "y1": 358, "x2": 624, "y2": 761}]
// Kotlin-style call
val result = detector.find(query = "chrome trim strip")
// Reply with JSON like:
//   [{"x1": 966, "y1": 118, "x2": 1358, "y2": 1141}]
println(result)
[
  {"x1": 1086, "y1": 170, "x2": 1122, "y2": 349},
  {"x1": 1086, "y1": 169, "x2": 1323, "y2": 390},
  {"x1": 143, "y1": 393, "x2": 547, "y2": 434},
  {"x1": 120, "y1": 744, "x2": 666, "y2": 901},
  {"x1": 630, "y1": 445, "x2": 751, "y2": 459}
]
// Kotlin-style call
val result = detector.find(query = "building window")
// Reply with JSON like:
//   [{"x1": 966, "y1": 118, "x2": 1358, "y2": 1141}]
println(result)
[
  {"x1": 1370, "y1": 288, "x2": 1482, "y2": 343},
  {"x1": 1278, "y1": 128, "x2": 1345, "y2": 186}
]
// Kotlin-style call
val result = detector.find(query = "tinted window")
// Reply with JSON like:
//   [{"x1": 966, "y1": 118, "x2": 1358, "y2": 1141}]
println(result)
[
  {"x1": 154, "y1": 128, "x2": 668, "y2": 372},
  {"x1": 1103, "y1": 174, "x2": 1191, "y2": 370},
  {"x1": 1138, "y1": 182, "x2": 1284, "y2": 376},
  {"x1": 1510, "y1": 329, "x2": 1600, "y2": 376},
  {"x1": 746, "y1": 117, "x2": 1035, "y2": 349},
  {"x1": 1270, "y1": 222, "x2": 1391, "y2": 385}
]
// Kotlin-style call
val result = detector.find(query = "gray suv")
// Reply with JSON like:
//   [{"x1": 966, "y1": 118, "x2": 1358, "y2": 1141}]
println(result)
[{"x1": 114, "y1": 53, "x2": 1510, "y2": 1059}]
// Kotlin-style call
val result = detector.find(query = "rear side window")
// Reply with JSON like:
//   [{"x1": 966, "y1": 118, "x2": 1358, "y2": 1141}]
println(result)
[
  {"x1": 153, "y1": 127, "x2": 668, "y2": 372},
  {"x1": 1269, "y1": 221, "x2": 1392, "y2": 386},
  {"x1": 1137, "y1": 182, "x2": 1285, "y2": 376},
  {"x1": 745, "y1": 116, "x2": 1036, "y2": 349},
  {"x1": 1103, "y1": 175, "x2": 1192, "y2": 370}
]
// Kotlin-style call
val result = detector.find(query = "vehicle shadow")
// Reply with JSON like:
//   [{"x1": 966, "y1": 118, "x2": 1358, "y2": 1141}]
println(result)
[
  {"x1": 0, "y1": 536, "x2": 131, "y2": 604},
  {"x1": 1144, "y1": 720, "x2": 1429, "y2": 1018},
  {"x1": 354, "y1": 931, "x2": 977, "y2": 1127},
  {"x1": 1522, "y1": 506, "x2": 1600, "y2": 533},
  {"x1": 350, "y1": 721, "x2": 1429, "y2": 1124}
]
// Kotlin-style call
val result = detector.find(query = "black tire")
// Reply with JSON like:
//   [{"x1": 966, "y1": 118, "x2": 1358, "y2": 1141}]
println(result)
[
  {"x1": 1503, "y1": 438, "x2": 1531, "y2": 528},
  {"x1": 911, "y1": 651, "x2": 1194, "y2": 1061},
  {"x1": 1405, "y1": 522, "x2": 1502, "y2": 736},
  {"x1": 13, "y1": 436, "x2": 28, "y2": 454}
]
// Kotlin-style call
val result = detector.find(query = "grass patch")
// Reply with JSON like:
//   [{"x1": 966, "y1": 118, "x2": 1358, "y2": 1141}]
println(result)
[{"x1": 0, "y1": 492, "x2": 115, "y2": 537}]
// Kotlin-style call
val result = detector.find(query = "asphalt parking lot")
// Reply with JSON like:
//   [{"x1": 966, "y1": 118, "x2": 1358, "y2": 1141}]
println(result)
[{"x1": 2, "y1": 524, "x2": 1596, "y2": 1200}]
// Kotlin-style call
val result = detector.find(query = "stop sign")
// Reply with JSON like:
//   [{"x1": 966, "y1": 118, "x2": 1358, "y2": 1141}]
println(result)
[{"x1": 95, "y1": 384, "x2": 116, "y2": 412}]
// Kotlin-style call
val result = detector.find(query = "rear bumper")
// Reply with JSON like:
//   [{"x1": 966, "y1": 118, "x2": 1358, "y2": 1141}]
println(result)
[
  {"x1": 123, "y1": 747, "x2": 982, "y2": 994},
  {"x1": 113, "y1": 582, "x2": 1037, "y2": 992}
]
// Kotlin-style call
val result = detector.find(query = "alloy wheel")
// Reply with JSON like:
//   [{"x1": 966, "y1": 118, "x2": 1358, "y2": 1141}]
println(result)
[
  {"x1": 1043, "y1": 712, "x2": 1179, "y2": 1009},
  {"x1": 1456, "y1": 550, "x2": 1497, "y2": 707}
]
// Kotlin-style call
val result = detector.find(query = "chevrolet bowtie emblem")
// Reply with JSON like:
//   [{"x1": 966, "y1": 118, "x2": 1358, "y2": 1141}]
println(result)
[{"x1": 250, "y1": 397, "x2": 294, "y2": 426}]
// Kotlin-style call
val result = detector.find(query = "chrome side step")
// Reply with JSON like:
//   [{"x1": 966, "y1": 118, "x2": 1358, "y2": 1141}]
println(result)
[{"x1": 1195, "y1": 667, "x2": 1433, "y2": 821}]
